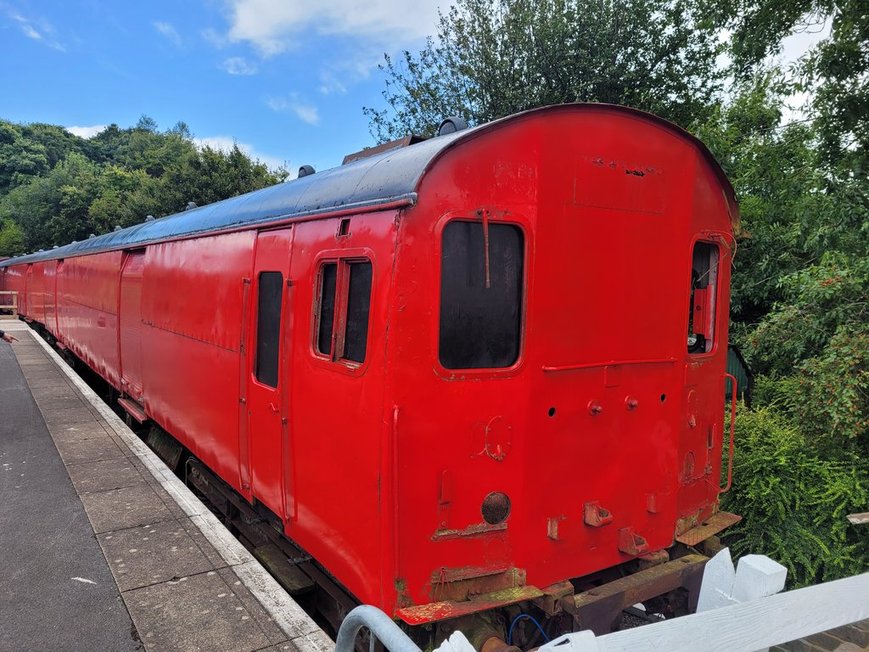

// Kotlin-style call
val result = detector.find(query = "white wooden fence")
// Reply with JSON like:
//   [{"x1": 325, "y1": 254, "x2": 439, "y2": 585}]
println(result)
[{"x1": 434, "y1": 549, "x2": 869, "y2": 652}]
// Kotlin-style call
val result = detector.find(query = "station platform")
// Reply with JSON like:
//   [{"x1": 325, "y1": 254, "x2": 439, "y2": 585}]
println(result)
[{"x1": 0, "y1": 320, "x2": 331, "y2": 652}]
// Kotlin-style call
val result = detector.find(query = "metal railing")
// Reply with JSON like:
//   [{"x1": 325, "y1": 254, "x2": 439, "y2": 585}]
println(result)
[{"x1": 335, "y1": 605, "x2": 421, "y2": 652}]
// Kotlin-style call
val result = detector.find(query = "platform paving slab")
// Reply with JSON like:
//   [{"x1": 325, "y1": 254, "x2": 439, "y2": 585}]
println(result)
[
  {"x1": 48, "y1": 420, "x2": 117, "y2": 443},
  {"x1": 216, "y1": 565, "x2": 295, "y2": 647},
  {"x1": 97, "y1": 521, "x2": 217, "y2": 591},
  {"x1": 44, "y1": 406, "x2": 112, "y2": 429},
  {"x1": 176, "y1": 512, "x2": 237, "y2": 569},
  {"x1": 0, "y1": 340, "x2": 141, "y2": 652},
  {"x1": 66, "y1": 457, "x2": 147, "y2": 494},
  {"x1": 54, "y1": 433, "x2": 129, "y2": 464},
  {"x1": 125, "y1": 570, "x2": 281, "y2": 652},
  {"x1": 33, "y1": 395, "x2": 90, "y2": 412},
  {"x1": 81, "y1": 483, "x2": 176, "y2": 534}
]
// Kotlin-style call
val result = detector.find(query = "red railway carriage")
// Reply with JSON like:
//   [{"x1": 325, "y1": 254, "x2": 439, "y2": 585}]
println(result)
[{"x1": 1, "y1": 104, "x2": 739, "y2": 641}]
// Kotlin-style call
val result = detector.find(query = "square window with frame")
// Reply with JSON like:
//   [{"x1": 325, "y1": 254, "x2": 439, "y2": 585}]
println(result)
[
  {"x1": 314, "y1": 259, "x2": 373, "y2": 365},
  {"x1": 439, "y1": 220, "x2": 524, "y2": 370}
]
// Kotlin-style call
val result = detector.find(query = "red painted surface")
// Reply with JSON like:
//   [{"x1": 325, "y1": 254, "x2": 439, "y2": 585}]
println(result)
[{"x1": 1, "y1": 105, "x2": 738, "y2": 620}]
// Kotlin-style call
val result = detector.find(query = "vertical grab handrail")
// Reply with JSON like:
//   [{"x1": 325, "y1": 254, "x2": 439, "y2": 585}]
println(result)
[
  {"x1": 335, "y1": 605, "x2": 421, "y2": 652},
  {"x1": 719, "y1": 373, "x2": 738, "y2": 494}
]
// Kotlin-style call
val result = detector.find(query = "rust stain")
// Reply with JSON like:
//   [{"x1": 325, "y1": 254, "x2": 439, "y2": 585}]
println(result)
[
  {"x1": 675, "y1": 511, "x2": 742, "y2": 546},
  {"x1": 432, "y1": 521, "x2": 507, "y2": 541}
]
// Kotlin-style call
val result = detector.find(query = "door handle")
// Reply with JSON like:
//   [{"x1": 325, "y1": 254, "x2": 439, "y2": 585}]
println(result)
[{"x1": 269, "y1": 402, "x2": 279, "y2": 414}]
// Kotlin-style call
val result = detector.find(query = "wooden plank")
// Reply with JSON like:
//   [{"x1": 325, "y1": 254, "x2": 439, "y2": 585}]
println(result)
[
  {"x1": 253, "y1": 543, "x2": 316, "y2": 595},
  {"x1": 541, "y1": 572, "x2": 869, "y2": 652},
  {"x1": 570, "y1": 554, "x2": 708, "y2": 610}
]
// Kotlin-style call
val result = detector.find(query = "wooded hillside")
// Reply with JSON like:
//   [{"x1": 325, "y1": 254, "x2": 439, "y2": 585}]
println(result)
[{"x1": 0, "y1": 117, "x2": 286, "y2": 255}]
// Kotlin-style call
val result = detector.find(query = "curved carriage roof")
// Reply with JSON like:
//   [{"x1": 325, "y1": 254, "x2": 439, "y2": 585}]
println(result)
[{"x1": 1, "y1": 104, "x2": 738, "y2": 267}]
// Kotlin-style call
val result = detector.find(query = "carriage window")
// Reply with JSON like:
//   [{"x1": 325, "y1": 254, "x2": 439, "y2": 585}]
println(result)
[
  {"x1": 255, "y1": 271, "x2": 283, "y2": 387},
  {"x1": 314, "y1": 259, "x2": 373, "y2": 364},
  {"x1": 687, "y1": 242, "x2": 719, "y2": 354},
  {"x1": 344, "y1": 262, "x2": 372, "y2": 363},
  {"x1": 439, "y1": 221, "x2": 523, "y2": 369},
  {"x1": 316, "y1": 263, "x2": 338, "y2": 355}
]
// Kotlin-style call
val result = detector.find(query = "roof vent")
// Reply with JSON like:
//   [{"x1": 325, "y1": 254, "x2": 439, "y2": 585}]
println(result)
[
  {"x1": 145, "y1": 214, "x2": 156, "y2": 222},
  {"x1": 342, "y1": 135, "x2": 428, "y2": 165},
  {"x1": 88, "y1": 234, "x2": 96, "y2": 239},
  {"x1": 53, "y1": 245, "x2": 59, "y2": 249},
  {"x1": 437, "y1": 116, "x2": 469, "y2": 136},
  {"x1": 298, "y1": 165, "x2": 315, "y2": 178},
  {"x1": 185, "y1": 201, "x2": 198, "y2": 211},
  {"x1": 114, "y1": 225, "x2": 122, "y2": 231}
]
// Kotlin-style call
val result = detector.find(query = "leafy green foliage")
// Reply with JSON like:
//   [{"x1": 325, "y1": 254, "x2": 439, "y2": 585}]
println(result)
[
  {"x1": 0, "y1": 117, "x2": 287, "y2": 252},
  {"x1": 738, "y1": 251, "x2": 868, "y2": 453},
  {"x1": 0, "y1": 219, "x2": 24, "y2": 257},
  {"x1": 722, "y1": 408, "x2": 868, "y2": 586},
  {"x1": 365, "y1": 0, "x2": 724, "y2": 141},
  {"x1": 745, "y1": 252, "x2": 868, "y2": 375}
]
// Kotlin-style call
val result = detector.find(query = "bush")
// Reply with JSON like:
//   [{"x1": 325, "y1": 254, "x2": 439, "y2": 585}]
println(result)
[{"x1": 721, "y1": 407, "x2": 868, "y2": 587}]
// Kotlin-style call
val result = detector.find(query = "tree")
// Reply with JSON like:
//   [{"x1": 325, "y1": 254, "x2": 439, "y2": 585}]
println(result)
[
  {"x1": 159, "y1": 144, "x2": 286, "y2": 213},
  {"x1": 0, "y1": 121, "x2": 50, "y2": 193},
  {"x1": 0, "y1": 219, "x2": 24, "y2": 257},
  {"x1": 21, "y1": 123, "x2": 89, "y2": 170},
  {"x1": 707, "y1": 0, "x2": 868, "y2": 173},
  {"x1": 0, "y1": 151, "x2": 104, "y2": 249},
  {"x1": 365, "y1": 0, "x2": 725, "y2": 141}
]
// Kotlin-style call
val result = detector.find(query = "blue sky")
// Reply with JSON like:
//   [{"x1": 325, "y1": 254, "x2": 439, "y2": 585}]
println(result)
[
  {"x1": 0, "y1": 0, "x2": 446, "y2": 174},
  {"x1": 1, "y1": 1, "x2": 828, "y2": 177}
]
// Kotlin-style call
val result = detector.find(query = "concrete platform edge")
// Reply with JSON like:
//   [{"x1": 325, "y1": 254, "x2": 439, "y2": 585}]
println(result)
[{"x1": 27, "y1": 329, "x2": 332, "y2": 652}]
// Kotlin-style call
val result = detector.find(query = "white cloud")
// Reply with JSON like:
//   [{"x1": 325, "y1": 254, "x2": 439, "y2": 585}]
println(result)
[
  {"x1": 8, "y1": 10, "x2": 65, "y2": 51},
  {"x1": 153, "y1": 21, "x2": 182, "y2": 47},
  {"x1": 193, "y1": 136, "x2": 288, "y2": 171},
  {"x1": 266, "y1": 96, "x2": 320, "y2": 125},
  {"x1": 222, "y1": 56, "x2": 257, "y2": 75},
  {"x1": 65, "y1": 125, "x2": 107, "y2": 139},
  {"x1": 223, "y1": 0, "x2": 444, "y2": 57}
]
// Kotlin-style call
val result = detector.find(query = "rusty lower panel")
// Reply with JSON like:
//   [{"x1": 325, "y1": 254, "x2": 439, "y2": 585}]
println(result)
[
  {"x1": 675, "y1": 511, "x2": 742, "y2": 546},
  {"x1": 430, "y1": 567, "x2": 526, "y2": 603},
  {"x1": 395, "y1": 585, "x2": 545, "y2": 625},
  {"x1": 562, "y1": 553, "x2": 708, "y2": 635}
]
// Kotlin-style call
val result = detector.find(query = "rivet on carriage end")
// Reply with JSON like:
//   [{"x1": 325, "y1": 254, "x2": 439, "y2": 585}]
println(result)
[
  {"x1": 625, "y1": 396, "x2": 639, "y2": 410},
  {"x1": 588, "y1": 401, "x2": 603, "y2": 416}
]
